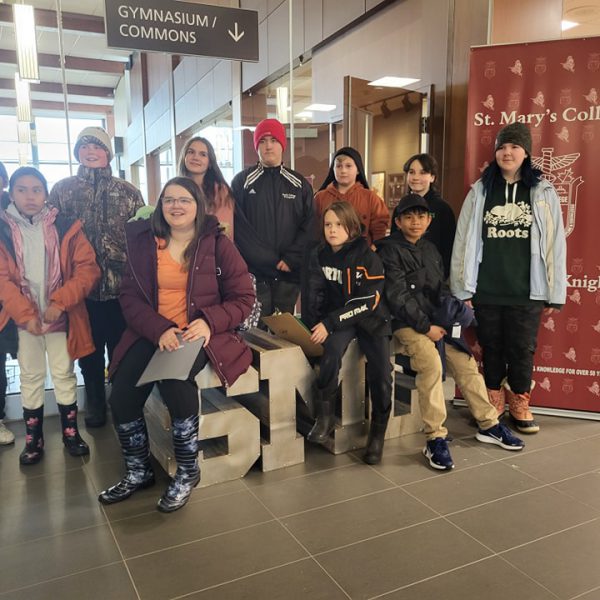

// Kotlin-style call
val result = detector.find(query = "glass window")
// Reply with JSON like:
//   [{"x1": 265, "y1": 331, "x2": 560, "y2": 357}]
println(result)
[
  {"x1": 159, "y1": 147, "x2": 174, "y2": 188},
  {"x1": 37, "y1": 143, "x2": 71, "y2": 163},
  {"x1": 196, "y1": 121, "x2": 234, "y2": 184}
]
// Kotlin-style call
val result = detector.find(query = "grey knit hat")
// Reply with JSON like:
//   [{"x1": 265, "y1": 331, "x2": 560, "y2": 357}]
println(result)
[
  {"x1": 495, "y1": 122, "x2": 532, "y2": 155},
  {"x1": 74, "y1": 126, "x2": 113, "y2": 162}
]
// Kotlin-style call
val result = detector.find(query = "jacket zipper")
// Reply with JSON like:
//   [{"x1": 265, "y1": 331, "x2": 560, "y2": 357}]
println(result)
[
  {"x1": 124, "y1": 234, "x2": 154, "y2": 307},
  {"x1": 187, "y1": 233, "x2": 230, "y2": 389}
]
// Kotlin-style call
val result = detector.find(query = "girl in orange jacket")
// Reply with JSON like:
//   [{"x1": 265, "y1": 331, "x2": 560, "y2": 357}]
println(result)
[
  {"x1": 0, "y1": 167, "x2": 100, "y2": 465},
  {"x1": 314, "y1": 147, "x2": 389, "y2": 245}
]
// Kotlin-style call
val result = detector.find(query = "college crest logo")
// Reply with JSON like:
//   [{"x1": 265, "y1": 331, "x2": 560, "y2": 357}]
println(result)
[
  {"x1": 535, "y1": 56, "x2": 547, "y2": 75},
  {"x1": 571, "y1": 258, "x2": 584, "y2": 274},
  {"x1": 541, "y1": 345, "x2": 553, "y2": 360},
  {"x1": 559, "y1": 88, "x2": 572, "y2": 105},
  {"x1": 508, "y1": 92, "x2": 520, "y2": 110},
  {"x1": 566, "y1": 318, "x2": 579, "y2": 333},
  {"x1": 583, "y1": 125, "x2": 594, "y2": 142},
  {"x1": 588, "y1": 53, "x2": 600, "y2": 72},
  {"x1": 591, "y1": 348, "x2": 600, "y2": 364},
  {"x1": 532, "y1": 147, "x2": 583, "y2": 238},
  {"x1": 480, "y1": 129, "x2": 492, "y2": 146},
  {"x1": 562, "y1": 378, "x2": 574, "y2": 394},
  {"x1": 484, "y1": 61, "x2": 496, "y2": 79}
]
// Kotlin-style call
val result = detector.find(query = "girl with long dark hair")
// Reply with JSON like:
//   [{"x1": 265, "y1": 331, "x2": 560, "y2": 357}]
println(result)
[{"x1": 178, "y1": 136, "x2": 234, "y2": 237}]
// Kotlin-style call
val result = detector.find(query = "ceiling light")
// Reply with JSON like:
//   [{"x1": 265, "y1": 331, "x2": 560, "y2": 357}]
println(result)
[
  {"x1": 295, "y1": 111, "x2": 313, "y2": 119},
  {"x1": 561, "y1": 20, "x2": 579, "y2": 31},
  {"x1": 13, "y1": 4, "x2": 40, "y2": 83},
  {"x1": 15, "y1": 74, "x2": 32, "y2": 122},
  {"x1": 305, "y1": 103, "x2": 336, "y2": 111},
  {"x1": 369, "y1": 76, "x2": 420, "y2": 88}
]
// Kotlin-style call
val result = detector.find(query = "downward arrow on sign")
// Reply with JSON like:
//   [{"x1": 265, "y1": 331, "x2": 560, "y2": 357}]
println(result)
[{"x1": 228, "y1": 22, "x2": 245, "y2": 42}]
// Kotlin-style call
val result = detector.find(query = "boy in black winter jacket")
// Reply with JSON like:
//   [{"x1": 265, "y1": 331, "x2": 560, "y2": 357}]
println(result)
[
  {"x1": 377, "y1": 194, "x2": 524, "y2": 472},
  {"x1": 302, "y1": 202, "x2": 391, "y2": 464}
]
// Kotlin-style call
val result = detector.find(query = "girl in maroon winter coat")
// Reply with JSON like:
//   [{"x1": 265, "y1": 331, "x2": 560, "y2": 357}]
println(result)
[{"x1": 98, "y1": 177, "x2": 255, "y2": 513}]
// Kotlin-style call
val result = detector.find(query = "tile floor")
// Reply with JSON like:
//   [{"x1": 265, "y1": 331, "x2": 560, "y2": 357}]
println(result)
[{"x1": 1, "y1": 406, "x2": 600, "y2": 600}]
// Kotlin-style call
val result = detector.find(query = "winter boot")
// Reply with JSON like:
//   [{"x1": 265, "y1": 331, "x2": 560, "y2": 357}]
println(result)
[
  {"x1": 58, "y1": 403, "x2": 90, "y2": 457},
  {"x1": 487, "y1": 387, "x2": 506, "y2": 418},
  {"x1": 19, "y1": 407, "x2": 44, "y2": 465},
  {"x1": 506, "y1": 382, "x2": 539, "y2": 434},
  {"x1": 84, "y1": 375, "x2": 107, "y2": 428},
  {"x1": 363, "y1": 419, "x2": 388, "y2": 465},
  {"x1": 157, "y1": 415, "x2": 201, "y2": 513},
  {"x1": 98, "y1": 417, "x2": 155, "y2": 504},
  {"x1": 306, "y1": 391, "x2": 336, "y2": 444}
]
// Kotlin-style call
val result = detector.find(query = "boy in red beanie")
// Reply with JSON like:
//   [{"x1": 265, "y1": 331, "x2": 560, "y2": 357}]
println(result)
[{"x1": 232, "y1": 118, "x2": 314, "y2": 318}]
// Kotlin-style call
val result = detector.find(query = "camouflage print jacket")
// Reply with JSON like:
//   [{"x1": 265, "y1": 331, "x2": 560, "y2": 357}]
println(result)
[{"x1": 49, "y1": 165, "x2": 145, "y2": 301}]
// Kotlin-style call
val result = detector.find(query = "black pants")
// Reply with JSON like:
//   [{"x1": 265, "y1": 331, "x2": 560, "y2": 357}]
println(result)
[
  {"x1": 256, "y1": 278, "x2": 299, "y2": 318},
  {"x1": 0, "y1": 353, "x2": 6, "y2": 420},
  {"x1": 109, "y1": 338, "x2": 208, "y2": 424},
  {"x1": 79, "y1": 299, "x2": 126, "y2": 387},
  {"x1": 474, "y1": 303, "x2": 543, "y2": 394},
  {"x1": 319, "y1": 327, "x2": 392, "y2": 421}
]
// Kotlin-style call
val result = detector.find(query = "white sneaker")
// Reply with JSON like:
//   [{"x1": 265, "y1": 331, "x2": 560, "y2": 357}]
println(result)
[{"x1": 0, "y1": 420, "x2": 15, "y2": 445}]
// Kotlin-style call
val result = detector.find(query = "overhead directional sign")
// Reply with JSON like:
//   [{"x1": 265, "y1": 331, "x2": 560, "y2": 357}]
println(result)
[{"x1": 104, "y1": 0, "x2": 259, "y2": 62}]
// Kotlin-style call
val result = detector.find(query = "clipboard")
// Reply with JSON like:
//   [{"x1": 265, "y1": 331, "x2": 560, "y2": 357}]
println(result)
[
  {"x1": 261, "y1": 313, "x2": 324, "y2": 357},
  {"x1": 136, "y1": 334, "x2": 205, "y2": 386}
]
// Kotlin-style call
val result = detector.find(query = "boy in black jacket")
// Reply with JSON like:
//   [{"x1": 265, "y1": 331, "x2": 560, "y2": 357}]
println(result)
[
  {"x1": 377, "y1": 194, "x2": 523, "y2": 471},
  {"x1": 302, "y1": 201, "x2": 391, "y2": 464}
]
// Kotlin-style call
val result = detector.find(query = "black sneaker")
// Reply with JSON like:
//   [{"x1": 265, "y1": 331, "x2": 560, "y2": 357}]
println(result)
[
  {"x1": 476, "y1": 423, "x2": 524, "y2": 451},
  {"x1": 423, "y1": 438, "x2": 454, "y2": 471}
]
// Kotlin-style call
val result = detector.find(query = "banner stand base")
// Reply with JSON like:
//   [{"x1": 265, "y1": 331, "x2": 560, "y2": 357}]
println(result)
[{"x1": 451, "y1": 398, "x2": 600, "y2": 421}]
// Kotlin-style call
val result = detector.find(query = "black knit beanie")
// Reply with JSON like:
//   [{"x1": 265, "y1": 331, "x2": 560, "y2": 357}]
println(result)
[
  {"x1": 495, "y1": 122, "x2": 532, "y2": 155},
  {"x1": 318, "y1": 146, "x2": 370, "y2": 191}
]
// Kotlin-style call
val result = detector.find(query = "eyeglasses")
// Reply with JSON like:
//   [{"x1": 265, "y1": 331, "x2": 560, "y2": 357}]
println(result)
[{"x1": 162, "y1": 196, "x2": 195, "y2": 206}]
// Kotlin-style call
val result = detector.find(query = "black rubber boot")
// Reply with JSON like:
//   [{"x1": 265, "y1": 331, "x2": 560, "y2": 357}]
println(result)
[
  {"x1": 98, "y1": 417, "x2": 155, "y2": 504},
  {"x1": 19, "y1": 406, "x2": 44, "y2": 465},
  {"x1": 307, "y1": 393, "x2": 336, "y2": 444},
  {"x1": 157, "y1": 415, "x2": 201, "y2": 513},
  {"x1": 58, "y1": 403, "x2": 90, "y2": 457},
  {"x1": 363, "y1": 419, "x2": 388, "y2": 465},
  {"x1": 84, "y1": 376, "x2": 107, "y2": 428}
]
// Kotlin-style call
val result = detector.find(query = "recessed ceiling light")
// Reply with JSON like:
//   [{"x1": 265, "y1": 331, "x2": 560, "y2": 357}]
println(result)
[
  {"x1": 561, "y1": 20, "x2": 579, "y2": 31},
  {"x1": 369, "y1": 77, "x2": 420, "y2": 88},
  {"x1": 305, "y1": 103, "x2": 336, "y2": 111}
]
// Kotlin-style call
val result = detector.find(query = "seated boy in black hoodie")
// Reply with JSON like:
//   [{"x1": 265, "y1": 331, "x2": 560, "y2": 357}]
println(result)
[{"x1": 377, "y1": 194, "x2": 524, "y2": 471}]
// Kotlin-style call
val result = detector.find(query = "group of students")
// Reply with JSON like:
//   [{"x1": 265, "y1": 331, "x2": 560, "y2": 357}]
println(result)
[{"x1": 0, "y1": 118, "x2": 566, "y2": 514}]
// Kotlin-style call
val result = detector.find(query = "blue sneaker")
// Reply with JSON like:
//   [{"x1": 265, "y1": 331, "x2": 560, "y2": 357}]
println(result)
[
  {"x1": 423, "y1": 438, "x2": 454, "y2": 471},
  {"x1": 476, "y1": 423, "x2": 524, "y2": 451}
]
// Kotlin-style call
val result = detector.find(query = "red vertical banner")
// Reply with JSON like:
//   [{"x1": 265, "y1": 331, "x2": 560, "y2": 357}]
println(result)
[{"x1": 465, "y1": 37, "x2": 600, "y2": 414}]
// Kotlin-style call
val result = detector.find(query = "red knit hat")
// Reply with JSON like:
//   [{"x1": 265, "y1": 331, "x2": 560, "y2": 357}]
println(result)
[{"x1": 253, "y1": 118, "x2": 287, "y2": 152}]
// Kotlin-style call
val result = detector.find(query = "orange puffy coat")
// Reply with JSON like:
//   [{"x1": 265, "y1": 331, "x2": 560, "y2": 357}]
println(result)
[{"x1": 0, "y1": 213, "x2": 100, "y2": 359}]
